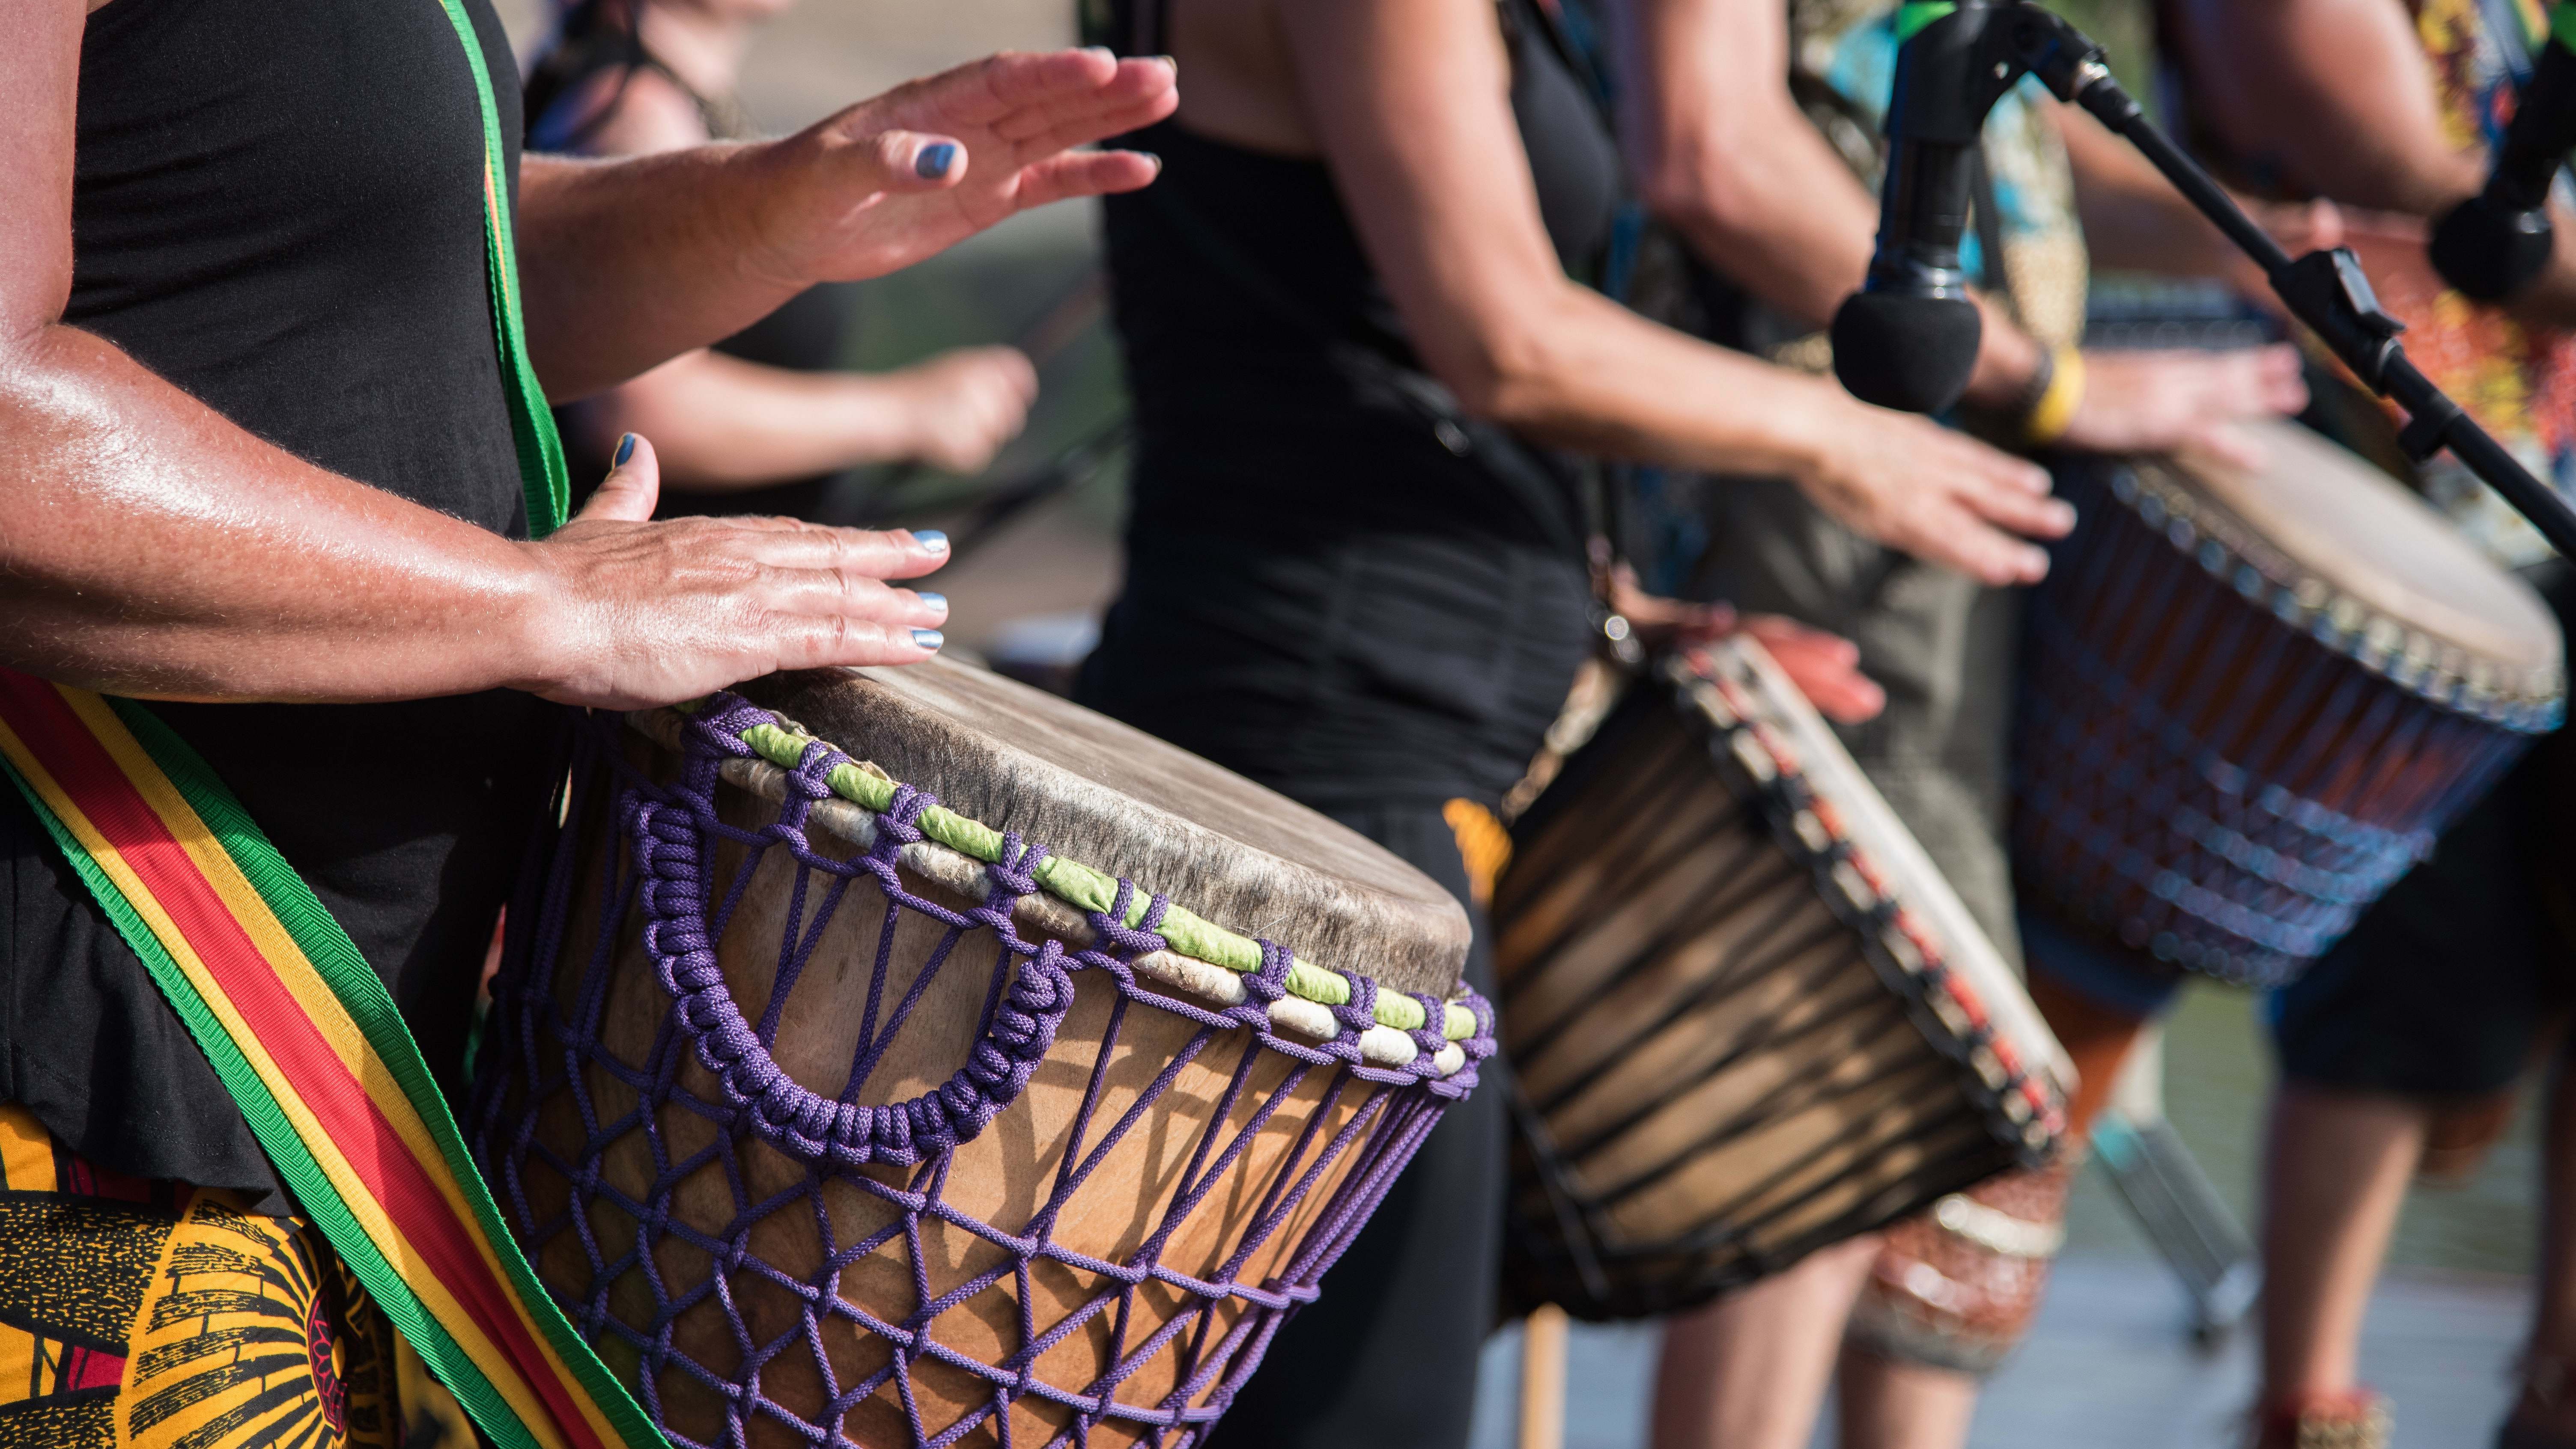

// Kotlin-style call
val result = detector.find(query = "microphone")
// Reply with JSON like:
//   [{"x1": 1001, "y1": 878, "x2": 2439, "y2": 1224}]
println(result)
[
  {"x1": 2429, "y1": 7, "x2": 2576, "y2": 301},
  {"x1": 1832, "y1": 0, "x2": 2024, "y2": 414}
]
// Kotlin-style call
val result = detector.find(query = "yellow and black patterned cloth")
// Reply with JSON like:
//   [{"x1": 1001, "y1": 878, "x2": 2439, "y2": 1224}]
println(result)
[{"x1": 0, "y1": 1103, "x2": 399, "y2": 1449}]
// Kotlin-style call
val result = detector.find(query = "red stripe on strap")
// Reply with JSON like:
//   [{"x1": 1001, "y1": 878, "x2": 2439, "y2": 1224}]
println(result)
[{"x1": 0, "y1": 674, "x2": 606, "y2": 1449}]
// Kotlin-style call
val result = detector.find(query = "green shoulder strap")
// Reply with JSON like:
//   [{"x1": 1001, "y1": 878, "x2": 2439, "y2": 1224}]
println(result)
[{"x1": 436, "y1": 0, "x2": 573, "y2": 537}]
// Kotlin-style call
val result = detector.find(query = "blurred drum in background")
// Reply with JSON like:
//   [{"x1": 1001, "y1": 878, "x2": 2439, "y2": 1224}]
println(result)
[
  {"x1": 470, "y1": 660, "x2": 1492, "y2": 1449},
  {"x1": 1492, "y1": 640, "x2": 2073, "y2": 1321},
  {"x1": 2015, "y1": 419, "x2": 2565, "y2": 990}
]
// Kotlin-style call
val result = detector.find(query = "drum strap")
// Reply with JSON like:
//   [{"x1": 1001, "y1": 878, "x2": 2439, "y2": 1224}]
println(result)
[
  {"x1": 436, "y1": 0, "x2": 573, "y2": 538},
  {"x1": 0, "y1": 12, "x2": 636, "y2": 1447},
  {"x1": 0, "y1": 672, "x2": 661, "y2": 1449}
]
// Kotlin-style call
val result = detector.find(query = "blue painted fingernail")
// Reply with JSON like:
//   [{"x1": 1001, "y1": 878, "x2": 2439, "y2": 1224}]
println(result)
[
  {"x1": 913, "y1": 530, "x2": 950, "y2": 552},
  {"x1": 613, "y1": 433, "x2": 637, "y2": 467},
  {"x1": 916, "y1": 143, "x2": 958, "y2": 179},
  {"x1": 916, "y1": 592, "x2": 947, "y2": 611},
  {"x1": 911, "y1": 629, "x2": 944, "y2": 650}
]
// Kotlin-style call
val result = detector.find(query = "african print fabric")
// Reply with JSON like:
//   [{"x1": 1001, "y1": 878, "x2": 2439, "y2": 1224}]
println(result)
[
  {"x1": 2401, "y1": 0, "x2": 2576, "y2": 563},
  {"x1": 0, "y1": 1103, "x2": 398, "y2": 1449}
]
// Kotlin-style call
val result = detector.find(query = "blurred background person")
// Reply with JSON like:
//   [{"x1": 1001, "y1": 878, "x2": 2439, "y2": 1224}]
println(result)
[
  {"x1": 2155, "y1": 1, "x2": 2576, "y2": 1444},
  {"x1": 1073, "y1": 0, "x2": 2078, "y2": 1444},
  {"x1": 1613, "y1": 1, "x2": 2307, "y2": 1446},
  {"x1": 525, "y1": 0, "x2": 1041, "y2": 519}
]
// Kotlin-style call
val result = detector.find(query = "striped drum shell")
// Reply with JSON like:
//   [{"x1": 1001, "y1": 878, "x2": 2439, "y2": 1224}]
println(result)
[{"x1": 1495, "y1": 641, "x2": 2072, "y2": 1321}]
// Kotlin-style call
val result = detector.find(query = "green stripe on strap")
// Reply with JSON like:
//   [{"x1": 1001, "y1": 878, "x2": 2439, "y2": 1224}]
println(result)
[
  {"x1": 1895, "y1": 1, "x2": 1959, "y2": 44},
  {"x1": 432, "y1": 0, "x2": 573, "y2": 537}
]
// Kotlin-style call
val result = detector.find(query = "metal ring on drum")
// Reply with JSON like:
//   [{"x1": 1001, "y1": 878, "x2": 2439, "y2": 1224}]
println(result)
[{"x1": 467, "y1": 659, "x2": 1494, "y2": 1449}]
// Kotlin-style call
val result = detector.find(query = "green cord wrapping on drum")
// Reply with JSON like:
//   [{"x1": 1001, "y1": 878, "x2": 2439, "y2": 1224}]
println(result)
[{"x1": 710, "y1": 711, "x2": 1475, "y2": 1041}]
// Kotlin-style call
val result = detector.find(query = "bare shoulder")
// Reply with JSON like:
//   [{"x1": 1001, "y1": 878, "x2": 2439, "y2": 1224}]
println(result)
[{"x1": 549, "y1": 63, "x2": 710, "y2": 158}]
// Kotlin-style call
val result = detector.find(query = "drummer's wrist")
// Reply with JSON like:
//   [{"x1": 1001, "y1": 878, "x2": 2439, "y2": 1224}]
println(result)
[{"x1": 1959, "y1": 301, "x2": 2044, "y2": 413}]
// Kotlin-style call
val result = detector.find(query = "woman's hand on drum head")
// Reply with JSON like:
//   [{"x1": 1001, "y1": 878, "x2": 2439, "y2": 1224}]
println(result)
[
  {"x1": 514, "y1": 435, "x2": 952, "y2": 710},
  {"x1": 2058, "y1": 344, "x2": 2308, "y2": 461},
  {"x1": 752, "y1": 49, "x2": 1179, "y2": 287},
  {"x1": 1792, "y1": 404, "x2": 2072, "y2": 586}
]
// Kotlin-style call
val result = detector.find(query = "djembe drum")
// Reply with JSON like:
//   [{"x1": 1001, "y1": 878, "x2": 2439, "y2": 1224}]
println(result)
[
  {"x1": 1494, "y1": 639, "x2": 2073, "y2": 1320},
  {"x1": 468, "y1": 660, "x2": 1492, "y2": 1449},
  {"x1": 2016, "y1": 420, "x2": 2566, "y2": 987}
]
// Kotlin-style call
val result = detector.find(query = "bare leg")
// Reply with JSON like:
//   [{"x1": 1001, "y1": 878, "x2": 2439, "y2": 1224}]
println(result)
[
  {"x1": 1650, "y1": 1234, "x2": 1880, "y2": 1449},
  {"x1": 2257, "y1": 1082, "x2": 2429, "y2": 1402},
  {"x1": 1834, "y1": 1347, "x2": 1980, "y2": 1449}
]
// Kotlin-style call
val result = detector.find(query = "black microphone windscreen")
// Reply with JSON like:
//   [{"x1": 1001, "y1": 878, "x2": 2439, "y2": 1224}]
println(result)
[
  {"x1": 1830, "y1": 292, "x2": 1983, "y2": 414},
  {"x1": 2429, "y1": 194, "x2": 2555, "y2": 303}
]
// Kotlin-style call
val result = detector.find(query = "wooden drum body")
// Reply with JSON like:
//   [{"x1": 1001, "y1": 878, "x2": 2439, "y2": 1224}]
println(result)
[
  {"x1": 2017, "y1": 421, "x2": 2566, "y2": 985},
  {"x1": 1494, "y1": 641, "x2": 2072, "y2": 1321},
  {"x1": 469, "y1": 662, "x2": 1489, "y2": 1449}
]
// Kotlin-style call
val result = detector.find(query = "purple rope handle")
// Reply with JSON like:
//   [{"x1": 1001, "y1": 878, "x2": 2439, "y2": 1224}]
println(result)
[{"x1": 630, "y1": 718, "x2": 1079, "y2": 1169}]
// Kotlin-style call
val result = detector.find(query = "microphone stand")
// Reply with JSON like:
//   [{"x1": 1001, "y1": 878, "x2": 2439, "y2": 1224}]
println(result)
[{"x1": 1965, "y1": 1, "x2": 2576, "y2": 560}]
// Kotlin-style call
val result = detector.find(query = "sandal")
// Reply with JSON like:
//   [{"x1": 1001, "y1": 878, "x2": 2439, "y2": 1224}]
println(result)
[{"x1": 2248, "y1": 1389, "x2": 2391, "y2": 1449}]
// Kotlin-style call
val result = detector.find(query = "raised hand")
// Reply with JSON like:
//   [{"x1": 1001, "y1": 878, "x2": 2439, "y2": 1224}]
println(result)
[
  {"x1": 2059, "y1": 344, "x2": 2308, "y2": 462},
  {"x1": 752, "y1": 49, "x2": 1179, "y2": 287},
  {"x1": 517, "y1": 436, "x2": 952, "y2": 710},
  {"x1": 1793, "y1": 402, "x2": 2075, "y2": 586}
]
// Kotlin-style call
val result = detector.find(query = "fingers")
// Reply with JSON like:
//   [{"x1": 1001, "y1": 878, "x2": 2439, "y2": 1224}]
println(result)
[
  {"x1": 575, "y1": 433, "x2": 659, "y2": 523},
  {"x1": 1014, "y1": 150, "x2": 1164, "y2": 210},
  {"x1": 727, "y1": 522, "x2": 956, "y2": 579}
]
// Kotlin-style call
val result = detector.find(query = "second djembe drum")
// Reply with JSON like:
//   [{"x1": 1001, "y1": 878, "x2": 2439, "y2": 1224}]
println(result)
[
  {"x1": 1495, "y1": 640, "x2": 2073, "y2": 1320},
  {"x1": 469, "y1": 660, "x2": 1492, "y2": 1449},
  {"x1": 2017, "y1": 420, "x2": 2566, "y2": 986}
]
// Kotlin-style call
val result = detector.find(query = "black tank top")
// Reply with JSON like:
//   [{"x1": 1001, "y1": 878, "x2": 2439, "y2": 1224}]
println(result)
[
  {"x1": 0, "y1": 0, "x2": 549, "y2": 1196},
  {"x1": 1075, "y1": 0, "x2": 1620, "y2": 807}
]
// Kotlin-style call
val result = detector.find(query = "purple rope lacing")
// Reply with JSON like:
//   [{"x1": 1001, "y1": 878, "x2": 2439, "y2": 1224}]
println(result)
[{"x1": 470, "y1": 695, "x2": 1493, "y2": 1449}]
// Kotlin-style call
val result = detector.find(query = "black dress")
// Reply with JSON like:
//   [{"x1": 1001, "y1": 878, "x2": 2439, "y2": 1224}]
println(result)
[
  {"x1": 2, "y1": 0, "x2": 552, "y2": 1200},
  {"x1": 1075, "y1": 3, "x2": 1619, "y2": 1444}
]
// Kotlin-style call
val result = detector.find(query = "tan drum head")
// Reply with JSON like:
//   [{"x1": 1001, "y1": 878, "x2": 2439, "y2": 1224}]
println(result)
[
  {"x1": 2161, "y1": 420, "x2": 2562, "y2": 686},
  {"x1": 735, "y1": 661, "x2": 1471, "y2": 998},
  {"x1": 1701, "y1": 643, "x2": 2076, "y2": 1101}
]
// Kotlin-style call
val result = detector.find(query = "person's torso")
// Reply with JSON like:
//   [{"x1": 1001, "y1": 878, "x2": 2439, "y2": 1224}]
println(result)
[
  {"x1": 1077, "y1": 0, "x2": 1609, "y2": 803},
  {"x1": 5, "y1": 0, "x2": 558, "y2": 1185},
  {"x1": 2160, "y1": 0, "x2": 2576, "y2": 565}
]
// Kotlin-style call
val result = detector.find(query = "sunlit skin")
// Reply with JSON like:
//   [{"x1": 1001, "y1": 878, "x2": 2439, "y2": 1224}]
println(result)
[
  {"x1": 545, "y1": 0, "x2": 1040, "y2": 490},
  {"x1": 0, "y1": 1, "x2": 1175, "y2": 708},
  {"x1": 1164, "y1": 0, "x2": 2074, "y2": 590},
  {"x1": 1612, "y1": 0, "x2": 2308, "y2": 468}
]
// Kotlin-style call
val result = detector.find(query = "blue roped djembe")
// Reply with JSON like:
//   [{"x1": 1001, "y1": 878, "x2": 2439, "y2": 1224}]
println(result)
[
  {"x1": 2015, "y1": 420, "x2": 2566, "y2": 987},
  {"x1": 468, "y1": 660, "x2": 1492, "y2": 1449}
]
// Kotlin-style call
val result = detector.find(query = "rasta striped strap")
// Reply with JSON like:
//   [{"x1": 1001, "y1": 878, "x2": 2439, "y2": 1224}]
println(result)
[{"x1": 0, "y1": 670, "x2": 660, "y2": 1449}]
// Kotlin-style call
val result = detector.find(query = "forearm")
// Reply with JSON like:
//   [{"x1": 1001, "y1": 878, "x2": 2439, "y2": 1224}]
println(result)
[
  {"x1": 1618, "y1": 0, "x2": 1876, "y2": 332},
  {"x1": 1464, "y1": 282, "x2": 1847, "y2": 475},
  {"x1": 1617, "y1": 0, "x2": 2041, "y2": 409},
  {"x1": 518, "y1": 149, "x2": 808, "y2": 402},
  {"x1": 571, "y1": 349, "x2": 923, "y2": 488},
  {"x1": 0, "y1": 325, "x2": 548, "y2": 703}
]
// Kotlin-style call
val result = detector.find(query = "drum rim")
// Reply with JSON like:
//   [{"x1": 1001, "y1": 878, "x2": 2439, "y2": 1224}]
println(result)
[
  {"x1": 2091, "y1": 445, "x2": 2566, "y2": 730},
  {"x1": 629, "y1": 700, "x2": 1485, "y2": 1078},
  {"x1": 1666, "y1": 642, "x2": 2073, "y2": 1146}
]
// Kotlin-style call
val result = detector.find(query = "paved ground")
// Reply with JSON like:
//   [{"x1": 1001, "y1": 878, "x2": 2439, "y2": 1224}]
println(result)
[{"x1": 1467, "y1": 1257, "x2": 2528, "y2": 1449}]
